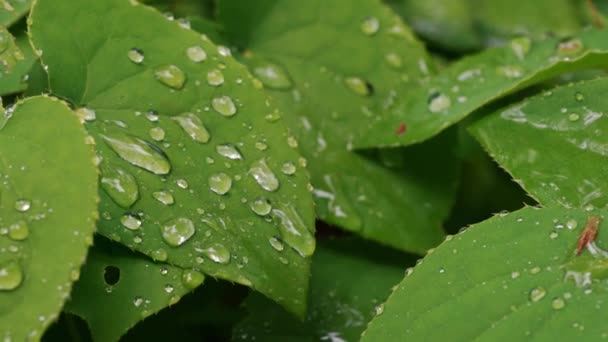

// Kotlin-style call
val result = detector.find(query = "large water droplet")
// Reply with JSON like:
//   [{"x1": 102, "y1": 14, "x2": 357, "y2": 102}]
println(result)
[
  {"x1": 250, "y1": 197, "x2": 272, "y2": 216},
  {"x1": 207, "y1": 69, "x2": 224, "y2": 86},
  {"x1": 121, "y1": 214, "x2": 142, "y2": 230},
  {"x1": 344, "y1": 77, "x2": 372, "y2": 97},
  {"x1": 161, "y1": 218, "x2": 195, "y2": 247},
  {"x1": 209, "y1": 173, "x2": 232, "y2": 195},
  {"x1": 428, "y1": 92, "x2": 451, "y2": 113},
  {"x1": 128, "y1": 48, "x2": 144, "y2": 64},
  {"x1": 153, "y1": 191, "x2": 174, "y2": 206},
  {"x1": 212, "y1": 96, "x2": 237, "y2": 117},
  {"x1": 100, "y1": 164, "x2": 139, "y2": 208},
  {"x1": 102, "y1": 132, "x2": 171, "y2": 175},
  {"x1": 8, "y1": 221, "x2": 29, "y2": 241},
  {"x1": 182, "y1": 269, "x2": 205, "y2": 289},
  {"x1": 529, "y1": 287, "x2": 547, "y2": 302},
  {"x1": 216, "y1": 144, "x2": 242, "y2": 160},
  {"x1": 186, "y1": 46, "x2": 207, "y2": 62},
  {"x1": 0, "y1": 261, "x2": 22, "y2": 291},
  {"x1": 14, "y1": 199, "x2": 30, "y2": 212},
  {"x1": 252, "y1": 61, "x2": 292, "y2": 90},
  {"x1": 201, "y1": 243, "x2": 231, "y2": 264},
  {"x1": 172, "y1": 112, "x2": 210, "y2": 143},
  {"x1": 271, "y1": 203, "x2": 315, "y2": 257},
  {"x1": 361, "y1": 17, "x2": 380, "y2": 35},
  {"x1": 149, "y1": 127, "x2": 165, "y2": 141},
  {"x1": 154, "y1": 64, "x2": 186, "y2": 90},
  {"x1": 249, "y1": 158, "x2": 279, "y2": 192}
]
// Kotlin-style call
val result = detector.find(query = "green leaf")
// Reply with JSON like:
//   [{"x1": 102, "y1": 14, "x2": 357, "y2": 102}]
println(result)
[
  {"x1": 0, "y1": 96, "x2": 98, "y2": 340},
  {"x1": 0, "y1": 0, "x2": 31, "y2": 27},
  {"x1": 0, "y1": 33, "x2": 37, "y2": 95},
  {"x1": 470, "y1": 77, "x2": 608, "y2": 209},
  {"x1": 362, "y1": 206, "x2": 608, "y2": 341},
  {"x1": 66, "y1": 238, "x2": 200, "y2": 342},
  {"x1": 217, "y1": 0, "x2": 460, "y2": 252},
  {"x1": 234, "y1": 237, "x2": 409, "y2": 341},
  {"x1": 29, "y1": 0, "x2": 315, "y2": 316},
  {"x1": 354, "y1": 29, "x2": 608, "y2": 149},
  {"x1": 387, "y1": 0, "x2": 583, "y2": 52},
  {"x1": 0, "y1": 25, "x2": 23, "y2": 75}
]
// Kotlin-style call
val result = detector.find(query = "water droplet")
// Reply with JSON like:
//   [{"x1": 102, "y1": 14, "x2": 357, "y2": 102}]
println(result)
[
  {"x1": 128, "y1": 48, "x2": 144, "y2": 64},
  {"x1": 186, "y1": 46, "x2": 207, "y2": 63},
  {"x1": 280, "y1": 162, "x2": 296, "y2": 175},
  {"x1": 0, "y1": 262, "x2": 22, "y2": 290},
  {"x1": 172, "y1": 112, "x2": 210, "y2": 143},
  {"x1": 154, "y1": 64, "x2": 186, "y2": 90},
  {"x1": 8, "y1": 221, "x2": 28, "y2": 241},
  {"x1": 133, "y1": 296, "x2": 144, "y2": 307},
  {"x1": 575, "y1": 92, "x2": 584, "y2": 102},
  {"x1": 510, "y1": 37, "x2": 531, "y2": 60},
  {"x1": 552, "y1": 297, "x2": 565, "y2": 310},
  {"x1": 102, "y1": 133, "x2": 171, "y2": 175},
  {"x1": 361, "y1": 17, "x2": 380, "y2": 35},
  {"x1": 176, "y1": 179, "x2": 189, "y2": 189},
  {"x1": 269, "y1": 236, "x2": 284, "y2": 252},
  {"x1": 207, "y1": 69, "x2": 224, "y2": 86},
  {"x1": 567, "y1": 219, "x2": 578, "y2": 230},
  {"x1": 14, "y1": 199, "x2": 30, "y2": 212},
  {"x1": 164, "y1": 284, "x2": 174, "y2": 293},
  {"x1": 153, "y1": 191, "x2": 174, "y2": 206},
  {"x1": 496, "y1": 65, "x2": 524, "y2": 78},
  {"x1": 161, "y1": 218, "x2": 195, "y2": 247},
  {"x1": 249, "y1": 158, "x2": 279, "y2": 192},
  {"x1": 100, "y1": 164, "x2": 139, "y2": 208},
  {"x1": 385, "y1": 53, "x2": 403, "y2": 69},
  {"x1": 212, "y1": 96, "x2": 237, "y2": 117},
  {"x1": 121, "y1": 214, "x2": 142, "y2": 230},
  {"x1": 76, "y1": 107, "x2": 96, "y2": 122},
  {"x1": 344, "y1": 77, "x2": 372, "y2": 96},
  {"x1": 182, "y1": 269, "x2": 205, "y2": 289},
  {"x1": 428, "y1": 92, "x2": 451, "y2": 113},
  {"x1": 549, "y1": 231, "x2": 559, "y2": 239},
  {"x1": 201, "y1": 243, "x2": 231, "y2": 264},
  {"x1": 145, "y1": 111, "x2": 159, "y2": 122},
  {"x1": 149, "y1": 127, "x2": 166, "y2": 141},
  {"x1": 529, "y1": 287, "x2": 546, "y2": 302},
  {"x1": 252, "y1": 61, "x2": 292, "y2": 89},
  {"x1": 250, "y1": 197, "x2": 272, "y2": 216},
  {"x1": 216, "y1": 144, "x2": 243, "y2": 160},
  {"x1": 287, "y1": 136, "x2": 298, "y2": 148},
  {"x1": 255, "y1": 141, "x2": 268, "y2": 151},
  {"x1": 271, "y1": 203, "x2": 315, "y2": 257},
  {"x1": 151, "y1": 248, "x2": 168, "y2": 262},
  {"x1": 209, "y1": 173, "x2": 232, "y2": 195},
  {"x1": 568, "y1": 113, "x2": 580, "y2": 122},
  {"x1": 217, "y1": 46, "x2": 231, "y2": 57},
  {"x1": 557, "y1": 38, "x2": 583, "y2": 56}
]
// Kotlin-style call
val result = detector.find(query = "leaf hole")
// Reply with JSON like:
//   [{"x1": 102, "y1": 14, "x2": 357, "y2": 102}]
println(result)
[{"x1": 103, "y1": 265, "x2": 120, "y2": 285}]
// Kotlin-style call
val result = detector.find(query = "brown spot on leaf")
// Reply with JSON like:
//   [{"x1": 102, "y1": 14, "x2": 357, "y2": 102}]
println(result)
[{"x1": 576, "y1": 215, "x2": 601, "y2": 256}]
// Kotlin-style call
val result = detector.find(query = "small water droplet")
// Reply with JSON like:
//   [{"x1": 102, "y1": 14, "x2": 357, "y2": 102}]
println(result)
[
  {"x1": 385, "y1": 52, "x2": 403, "y2": 69},
  {"x1": 496, "y1": 65, "x2": 524, "y2": 78},
  {"x1": 176, "y1": 179, "x2": 189, "y2": 189},
  {"x1": 344, "y1": 77, "x2": 372, "y2": 96},
  {"x1": 280, "y1": 162, "x2": 296, "y2": 175},
  {"x1": 552, "y1": 297, "x2": 565, "y2": 310},
  {"x1": 153, "y1": 191, "x2": 174, "y2": 206},
  {"x1": 269, "y1": 236, "x2": 284, "y2": 252},
  {"x1": 164, "y1": 284, "x2": 174, "y2": 294},
  {"x1": 510, "y1": 37, "x2": 531, "y2": 60},
  {"x1": 249, "y1": 158, "x2": 279, "y2": 192},
  {"x1": 557, "y1": 38, "x2": 583, "y2": 56},
  {"x1": 149, "y1": 127, "x2": 165, "y2": 141},
  {"x1": 151, "y1": 248, "x2": 168, "y2": 262},
  {"x1": 212, "y1": 96, "x2": 237, "y2": 117},
  {"x1": 121, "y1": 214, "x2": 142, "y2": 230},
  {"x1": 568, "y1": 113, "x2": 580, "y2": 122},
  {"x1": 209, "y1": 173, "x2": 232, "y2": 195},
  {"x1": 201, "y1": 243, "x2": 231, "y2": 264},
  {"x1": 182, "y1": 269, "x2": 205, "y2": 289},
  {"x1": 567, "y1": 219, "x2": 578, "y2": 230},
  {"x1": 76, "y1": 107, "x2": 96, "y2": 123},
  {"x1": 428, "y1": 92, "x2": 451, "y2": 113},
  {"x1": 252, "y1": 61, "x2": 292, "y2": 89},
  {"x1": 161, "y1": 218, "x2": 195, "y2": 247},
  {"x1": 216, "y1": 144, "x2": 242, "y2": 160},
  {"x1": 154, "y1": 64, "x2": 186, "y2": 90},
  {"x1": 217, "y1": 46, "x2": 231, "y2": 57},
  {"x1": 361, "y1": 17, "x2": 380, "y2": 35},
  {"x1": 549, "y1": 231, "x2": 559, "y2": 239},
  {"x1": 250, "y1": 197, "x2": 272, "y2": 216},
  {"x1": 529, "y1": 287, "x2": 546, "y2": 302},
  {"x1": 102, "y1": 133, "x2": 171, "y2": 175},
  {"x1": 100, "y1": 164, "x2": 139, "y2": 208},
  {"x1": 0, "y1": 261, "x2": 23, "y2": 290},
  {"x1": 133, "y1": 296, "x2": 144, "y2": 307},
  {"x1": 14, "y1": 199, "x2": 30, "y2": 212},
  {"x1": 207, "y1": 69, "x2": 224, "y2": 86},
  {"x1": 186, "y1": 46, "x2": 207, "y2": 63},
  {"x1": 575, "y1": 92, "x2": 584, "y2": 102},
  {"x1": 172, "y1": 112, "x2": 210, "y2": 143},
  {"x1": 128, "y1": 48, "x2": 144, "y2": 64},
  {"x1": 8, "y1": 221, "x2": 28, "y2": 241}
]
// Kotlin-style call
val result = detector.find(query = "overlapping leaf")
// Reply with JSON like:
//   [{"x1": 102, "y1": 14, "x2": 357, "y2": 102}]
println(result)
[
  {"x1": 0, "y1": 0, "x2": 32, "y2": 27},
  {"x1": 0, "y1": 96, "x2": 98, "y2": 340},
  {"x1": 354, "y1": 29, "x2": 608, "y2": 149},
  {"x1": 217, "y1": 0, "x2": 460, "y2": 253},
  {"x1": 363, "y1": 207, "x2": 608, "y2": 341},
  {"x1": 0, "y1": 33, "x2": 37, "y2": 95},
  {"x1": 29, "y1": 0, "x2": 315, "y2": 316}
]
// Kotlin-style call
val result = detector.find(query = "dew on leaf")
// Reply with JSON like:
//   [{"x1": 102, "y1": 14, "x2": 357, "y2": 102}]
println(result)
[
  {"x1": 384, "y1": 52, "x2": 403, "y2": 69},
  {"x1": 428, "y1": 92, "x2": 451, "y2": 113},
  {"x1": 280, "y1": 162, "x2": 296, "y2": 175},
  {"x1": 212, "y1": 96, "x2": 237, "y2": 117},
  {"x1": 556, "y1": 38, "x2": 584, "y2": 56},
  {"x1": 269, "y1": 236, "x2": 284, "y2": 252},
  {"x1": 154, "y1": 64, "x2": 186, "y2": 89},
  {"x1": 161, "y1": 217, "x2": 195, "y2": 247},
  {"x1": 344, "y1": 77, "x2": 372, "y2": 97},
  {"x1": 186, "y1": 46, "x2": 207, "y2": 63},
  {"x1": 0, "y1": 261, "x2": 23, "y2": 291},
  {"x1": 249, "y1": 158, "x2": 280, "y2": 192},
  {"x1": 76, "y1": 107, "x2": 96, "y2": 123},
  {"x1": 100, "y1": 164, "x2": 139, "y2": 208},
  {"x1": 252, "y1": 61, "x2": 292, "y2": 89},
  {"x1": 568, "y1": 113, "x2": 580, "y2": 122},
  {"x1": 151, "y1": 248, "x2": 168, "y2": 262},
  {"x1": 176, "y1": 179, "x2": 189, "y2": 189},
  {"x1": 496, "y1": 65, "x2": 524, "y2": 79},
  {"x1": 271, "y1": 203, "x2": 315, "y2": 257},
  {"x1": 575, "y1": 92, "x2": 584, "y2": 102},
  {"x1": 552, "y1": 297, "x2": 565, "y2": 310},
  {"x1": 216, "y1": 144, "x2": 242, "y2": 160},
  {"x1": 152, "y1": 191, "x2": 174, "y2": 206},
  {"x1": 8, "y1": 221, "x2": 28, "y2": 241},
  {"x1": 182, "y1": 269, "x2": 205, "y2": 289},
  {"x1": 207, "y1": 69, "x2": 224, "y2": 86},
  {"x1": 209, "y1": 173, "x2": 233, "y2": 195},
  {"x1": 133, "y1": 296, "x2": 144, "y2": 307},
  {"x1": 250, "y1": 197, "x2": 272, "y2": 216},
  {"x1": 529, "y1": 287, "x2": 547, "y2": 302},
  {"x1": 14, "y1": 199, "x2": 31, "y2": 212},
  {"x1": 172, "y1": 112, "x2": 210, "y2": 143},
  {"x1": 510, "y1": 36, "x2": 531, "y2": 60},
  {"x1": 102, "y1": 133, "x2": 171, "y2": 175},
  {"x1": 201, "y1": 243, "x2": 231, "y2": 264},
  {"x1": 127, "y1": 48, "x2": 144, "y2": 64},
  {"x1": 164, "y1": 284, "x2": 174, "y2": 294},
  {"x1": 121, "y1": 214, "x2": 142, "y2": 231},
  {"x1": 360, "y1": 17, "x2": 380, "y2": 35},
  {"x1": 149, "y1": 127, "x2": 166, "y2": 141}
]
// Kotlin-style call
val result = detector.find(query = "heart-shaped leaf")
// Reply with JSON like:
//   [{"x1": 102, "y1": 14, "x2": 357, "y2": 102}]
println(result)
[
  {"x1": 0, "y1": 96, "x2": 98, "y2": 340},
  {"x1": 29, "y1": 0, "x2": 315, "y2": 316}
]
